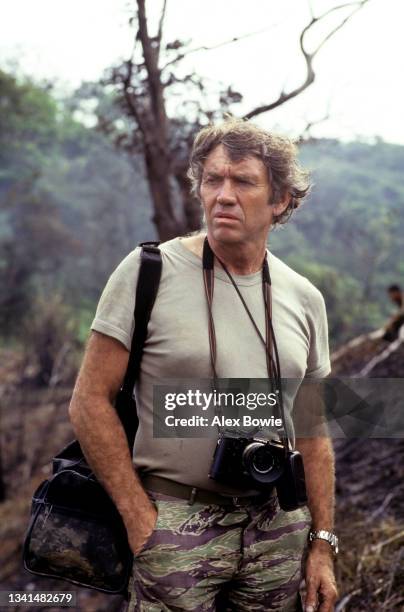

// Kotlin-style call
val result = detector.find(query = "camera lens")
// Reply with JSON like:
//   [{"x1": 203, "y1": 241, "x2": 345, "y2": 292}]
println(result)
[
  {"x1": 252, "y1": 446, "x2": 275, "y2": 474},
  {"x1": 242, "y1": 441, "x2": 284, "y2": 485}
]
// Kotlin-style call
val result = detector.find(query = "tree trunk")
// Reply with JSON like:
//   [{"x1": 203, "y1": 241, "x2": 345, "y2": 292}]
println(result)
[
  {"x1": 144, "y1": 146, "x2": 184, "y2": 240},
  {"x1": 175, "y1": 171, "x2": 202, "y2": 234}
]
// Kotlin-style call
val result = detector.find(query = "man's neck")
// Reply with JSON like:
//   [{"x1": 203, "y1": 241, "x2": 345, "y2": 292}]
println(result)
[
  {"x1": 209, "y1": 237, "x2": 268, "y2": 275},
  {"x1": 181, "y1": 233, "x2": 267, "y2": 275}
]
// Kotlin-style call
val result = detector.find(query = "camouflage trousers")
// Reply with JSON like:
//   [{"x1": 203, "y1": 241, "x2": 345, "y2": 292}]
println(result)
[{"x1": 126, "y1": 490, "x2": 311, "y2": 612}]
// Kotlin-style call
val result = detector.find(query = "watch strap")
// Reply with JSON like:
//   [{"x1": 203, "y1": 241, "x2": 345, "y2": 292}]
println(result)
[{"x1": 309, "y1": 529, "x2": 339, "y2": 555}]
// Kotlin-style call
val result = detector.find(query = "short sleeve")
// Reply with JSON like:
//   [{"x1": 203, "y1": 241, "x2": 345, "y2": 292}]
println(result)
[
  {"x1": 304, "y1": 282, "x2": 331, "y2": 378},
  {"x1": 90, "y1": 248, "x2": 141, "y2": 350}
]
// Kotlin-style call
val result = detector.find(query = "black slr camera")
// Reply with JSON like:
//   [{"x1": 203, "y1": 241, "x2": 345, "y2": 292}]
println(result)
[{"x1": 209, "y1": 433, "x2": 307, "y2": 511}]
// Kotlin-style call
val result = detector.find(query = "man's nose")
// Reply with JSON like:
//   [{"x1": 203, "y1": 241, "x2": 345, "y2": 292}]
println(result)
[{"x1": 217, "y1": 179, "x2": 236, "y2": 204}]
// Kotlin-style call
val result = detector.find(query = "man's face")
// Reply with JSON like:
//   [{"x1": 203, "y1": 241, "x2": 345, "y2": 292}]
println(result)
[
  {"x1": 200, "y1": 144, "x2": 287, "y2": 246},
  {"x1": 388, "y1": 289, "x2": 402, "y2": 307}
]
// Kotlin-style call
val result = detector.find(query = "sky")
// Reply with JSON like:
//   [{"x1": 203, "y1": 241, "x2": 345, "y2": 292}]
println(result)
[{"x1": 1, "y1": 0, "x2": 403, "y2": 144}]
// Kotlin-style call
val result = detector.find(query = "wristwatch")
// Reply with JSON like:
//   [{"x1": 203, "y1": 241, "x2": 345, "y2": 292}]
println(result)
[{"x1": 308, "y1": 529, "x2": 339, "y2": 555}]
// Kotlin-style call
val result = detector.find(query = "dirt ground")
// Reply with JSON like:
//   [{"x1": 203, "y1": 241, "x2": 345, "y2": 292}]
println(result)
[{"x1": 0, "y1": 343, "x2": 403, "y2": 611}]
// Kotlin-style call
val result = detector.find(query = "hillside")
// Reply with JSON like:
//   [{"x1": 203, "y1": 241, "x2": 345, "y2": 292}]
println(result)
[
  {"x1": 0, "y1": 357, "x2": 124, "y2": 612},
  {"x1": 1, "y1": 332, "x2": 403, "y2": 611},
  {"x1": 330, "y1": 328, "x2": 404, "y2": 611},
  {"x1": 271, "y1": 138, "x2": 404, "y2": 346}
]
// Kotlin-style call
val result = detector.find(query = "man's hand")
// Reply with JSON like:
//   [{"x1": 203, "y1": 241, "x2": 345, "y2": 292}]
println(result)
[
  {"x1": 304, "y1": 543, "x2": 338, "y2": 612},
  {"x1": 124, "y1": 503, "x2": 158, "y2": 556}
]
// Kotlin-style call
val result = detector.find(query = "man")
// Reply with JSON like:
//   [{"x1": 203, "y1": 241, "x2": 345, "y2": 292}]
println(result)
[
  {"x1": 69, "y1": 119, "x2": 338, "y2": 611},
  {"x1": 383, "y1": 284, "x2": 404, "y2": 342},
  {"x1": 387, "y1": 284, "x2": 403, "y2": 308}
]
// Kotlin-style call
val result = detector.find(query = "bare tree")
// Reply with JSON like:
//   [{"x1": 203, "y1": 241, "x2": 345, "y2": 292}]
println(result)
[{"x1": 101, "y1": 0, "x2": 370, "y2": 240}]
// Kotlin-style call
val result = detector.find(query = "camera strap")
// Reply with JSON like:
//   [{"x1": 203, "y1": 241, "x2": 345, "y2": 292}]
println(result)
[{"x1": 202, "y1": 237, "x2": 290, "y2": 453}]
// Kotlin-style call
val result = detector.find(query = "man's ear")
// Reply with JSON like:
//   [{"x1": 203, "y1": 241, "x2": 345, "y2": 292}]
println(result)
[{"x1": 272, "y1": 193, "x2": 291, "y2": 218}]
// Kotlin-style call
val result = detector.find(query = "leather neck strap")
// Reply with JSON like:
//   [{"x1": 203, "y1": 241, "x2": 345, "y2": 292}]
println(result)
[{"x1": 202, "y1": 237, "x2": 290, "y2": 449}]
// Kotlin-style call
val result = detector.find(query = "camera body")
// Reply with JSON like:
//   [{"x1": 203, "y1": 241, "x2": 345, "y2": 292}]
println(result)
[{"x1": 209, "y1": 433, "x2": 307, "y2": 511}]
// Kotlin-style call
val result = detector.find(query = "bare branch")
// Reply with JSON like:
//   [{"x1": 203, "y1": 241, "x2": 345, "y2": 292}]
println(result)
[
  {"x1": 116, "y1": 31, "x2": 147, "y2": 138},
  {"x1": 383, "y1": 549, "x2": 403, "y2": 610},
  {"x1": 297, "y1": 109, "x2": 331, "y2": 143},
  {"x1": 307, "y1": 0, "x2": 315, "y2": 20},
  {"x1": 162, "y1": 24, "x2": 280, "y2": 71},
  {"x1": 157, "y1": 0, "x2": 167, "y2": 55},
  {"x1": 335, "y1": 590, "x2": 362, "y2": 612},
  {"x1": 122, "y1": 58, "x2": 149, "y2": 143},
  {"x1": 366, "y1": 487, "x2": 399, "y2": 523},
  {"x1": 313, "y1": 0, "x2": 369, "y2": 23},
  {"x1": 136, "y1": 0, "x2": 155, "y2": 78},
  {"x1": 369, "y1": 530, "x2": 404, "y2": 554},
  {"x1": 312, "y1": 1, "x2": 367, "y2": 57},
  {"x1": 136, "y1": 0, "x2": 167, "y2": 128},
  {"x1": 244, "y1": 0, "x2": 370, "y2": 120}
]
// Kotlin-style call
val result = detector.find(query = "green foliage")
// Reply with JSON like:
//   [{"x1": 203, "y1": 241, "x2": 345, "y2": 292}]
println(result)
[
  {"x1": 0, "y1": 70, "x2": 59, "y2": 184},
  {"x1": 0, "y1": 68, "x2": 154, "y2": 340},
  {"x1": 0, "y1": 179, "x2": 78, "y2": 333},
  {"x1": 1, "y1": 69, "x2": 403, "y2": 350},
  {"x1": 271, "y1": 139, "x2": 404, "y2": 345}
]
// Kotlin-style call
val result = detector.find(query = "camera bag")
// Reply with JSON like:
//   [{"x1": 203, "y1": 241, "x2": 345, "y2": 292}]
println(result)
[{"x1": 23, "y1": 243, "x2": 162, "y2": 594}]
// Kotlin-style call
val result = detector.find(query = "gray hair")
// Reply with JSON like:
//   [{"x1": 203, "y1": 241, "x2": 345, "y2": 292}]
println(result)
[{"x1": 187, "y1": 117, "x2": 311, "y2": 225}]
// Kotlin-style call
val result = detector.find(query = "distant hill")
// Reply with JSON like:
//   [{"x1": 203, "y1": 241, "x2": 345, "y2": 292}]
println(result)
[
  {"x1": 271, "y1": 138, "x2": 404, "y2": 347},
  {"x1": 1, "y1": 67, "x2": 403, "y2": 347},
  {"x1": 42, "y1": 136, "x2": 404, "y2": 348}
]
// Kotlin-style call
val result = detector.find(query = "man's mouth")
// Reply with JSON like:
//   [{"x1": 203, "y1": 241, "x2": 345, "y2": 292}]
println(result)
[{"x1": 214, "y1": 212, "x2": 240, "y2": 221}]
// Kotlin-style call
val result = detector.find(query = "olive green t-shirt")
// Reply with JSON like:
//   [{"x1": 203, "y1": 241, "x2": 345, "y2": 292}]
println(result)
[{"x1": 91, "y1": 237, "x2": 331, "y2": 495}]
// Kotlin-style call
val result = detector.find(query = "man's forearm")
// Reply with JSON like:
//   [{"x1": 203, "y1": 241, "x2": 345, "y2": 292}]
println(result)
[
  {"x1": 69, "y1": 393, "x2": 154, "y2": 524},
  {"x1": 68, "y1": 332, "x2": 158, "y2": 555},
  {"x1": 295, "y1": 437, "x2": 335, "y2": 530},
  {"x1": 296, "y1": 437, "x2": 338, "y2": 610}
]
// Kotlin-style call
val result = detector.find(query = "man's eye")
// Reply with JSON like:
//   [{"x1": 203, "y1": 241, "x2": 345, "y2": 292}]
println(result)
[{"x1": 204, "y1": 177, "x2": 219, "y2": 184}]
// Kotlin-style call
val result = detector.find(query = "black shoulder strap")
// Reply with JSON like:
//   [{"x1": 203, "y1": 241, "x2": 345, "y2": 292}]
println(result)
[{"x1": 115, "y1": 241, "x2": 162, "y2": 450}]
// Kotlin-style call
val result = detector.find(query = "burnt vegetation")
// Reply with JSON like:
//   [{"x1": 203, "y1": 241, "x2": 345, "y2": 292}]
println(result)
[{"x1": 1, "y1": 1, "x2": 403, "y2": 609}]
